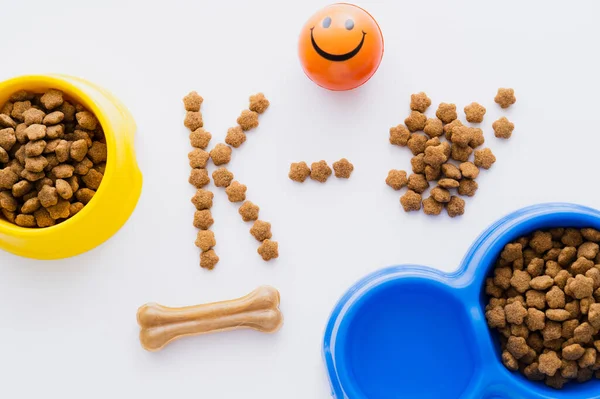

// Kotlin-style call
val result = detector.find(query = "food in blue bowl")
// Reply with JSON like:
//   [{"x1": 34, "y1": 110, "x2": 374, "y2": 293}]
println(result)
[{"x1": 323, "y1": 203, "x2": 600, "y2": 398}]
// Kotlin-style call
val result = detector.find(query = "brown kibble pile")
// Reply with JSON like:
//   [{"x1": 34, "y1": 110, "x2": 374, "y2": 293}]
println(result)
[
  {"x1": 386, "y1": 91, "x2": 513, "y2": 217},
  {"x1": 0, "y1": 89, "x2": 105, "y2": 227},
  {"x1": 183, "y1": 91, "x2": 275, "y2": 263},
  {"x1": 485, "y1": 227, "x2": 600, "y2": 389}
]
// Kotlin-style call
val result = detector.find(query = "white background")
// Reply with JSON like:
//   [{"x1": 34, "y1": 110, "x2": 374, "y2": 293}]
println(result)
[{"x1": 0, "y1": 1, "x2": 599, "y2": 398}]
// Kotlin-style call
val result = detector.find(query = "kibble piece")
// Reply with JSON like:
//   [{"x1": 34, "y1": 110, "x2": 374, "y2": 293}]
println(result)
[
  {"x1": 0, "y1": 102, "x2": 13, "y2": 116},
  {"x1": 11, "y1": 101, "x2": 31, "y2": 122},
  {"x1": 0, "y1": 114, "x2": 16, "y2": 129},
  {"x1": 404, "y1": 111, "x2": 427, "y2": 132},
  {"x1": 87, "y1": 142, "x2": 107, "y2": 164},
  {"x1": 250, "y1": 220, "x2": 272, "y2": 241},
  {"x1": 526, "y1": 308, "x2": 546, "y2": 331},
  {"x1": 578, "y1": 242, "x2": 599, "y2": 260},
  {"x1": 530, "y1": 275, "x2": 554, "y2": 290},
  {"x1": 485, "y1": 305, "x2": 506, "y2": 328},
  {"x1": 40, "y1": 89, "x2": 63, "y2": 110},
  {"x1": 184, "y1": 111, "x2": 203, "y2": 131},
  {"x1": 443, "y1": 119, "x2": 462, "y2": 140},
  {"x1": 574, "y1": 322, "x2": 594, "y2": 344},
  {"x1": 0, "y1": 168, "x2": 19, "y2": 189},
  {"x1": 502, "y1": 350, "x2": 519, "y2": 371},
  {"x1": 200, "y1": 249, "x2": 219, "y2": 270},
  {"x1": 15, "y1": 214, "x2": 36, "y2": 227},
  {"x1": 249, "y1": 93, "x2": 270, "y2": 114},
  {"x1": 386, "y1": 169, "x2": 408, "y2": 190},
  {"x1": 46, "y1": 200, "x2": 70, "y2": 220},
  {"x1": 225, "y1": 181, "x2": 247, "y2": 202},
  {"x1": 333, "y1": 158, "x2": 354, "y2": 179},
  {"x1": 589, "y1": 303, "x2": 600, "y2": 328},
  {"x1": 189, "y1": 128, "x2": 212, "y2": 149},
  {"x1": 546, "y1": 286, "x2": 566, "y2": 308},
  {"x1": 423, "y1": 118, "x2": 443, "y2": 138},
  {"x1": 571, "y1": 257, "x2": 594, "y2": 275},
  {"x1": 183, "y1": 91, "x2": 203, "y2": 112},
  {"x1": 411, "y1": 154, "x2": 425, "y2": 174},
  {"x1": 225, "y1": 126, "x2": 246, "y2": 148},
  {"x1": 55, "y1": 179, "x2": 73, "y2": 200},
  {"x1": 464, "y1": 102, "x2": 486, "y2": 123},
  {"x1": 0, "y1": 192, "x2": 17, "y2": 211},
  {"x1": 258, "y1": 239, "x2": 279, "y2": 261},
  {"x1": 389, "y1": 124, "x2": 410, "y2": 146},
  {"x1": 510, "y1": 270, "x2": 532, "y2": 293},
  {"x1": 69, "y1": 202, "x2": 84, "y2": 217},
  {"x1": 11, "y1": 180, "x2": 32, "y2": 198},
  {"x1": 581, "y1": 297, "x2": 595, "y2": 315},
  {"x1": 425, "y1": 137, "x2": 440, "y2": 148},
  {"x1": 75, "y1": 188, "x2": 95, "y2": 204},
  {"x1": 578, "y1": 348, "x2": 597, "y2": 369},
  {"x1": 191, "y1": 189, "x2": 213, "y2": 210},
  {"x1": 33, "y1": 208, "x2": 55, "y2": 227},
  {"x1": 58, "y1": 102, "x2": 75, "y2": 122},
  {"x1": 422, "y1": 197, "x2": 443, "y2": 215},
  {"x1": 500, "y1": 243, "x2": 522, "y2": 263},
  {"x1": 457, "y1": 179, "x2": 478, "y2": 197},
  {"x1": 538, "y1": 351, "x2": 562, "y2": 377},
  {"x1": 530, "y1": 230, "x2": 553, "y2": 254},
  {"x1": 563, "y1": 343, "x2": 585, "y2": 361},
  {"x1": 562, "y1": 228, "x2": 583, "y2": 247},
  {"x1": 546, "y1": 309, "x2": 571, "y2": 322},
  {"x1": 495, "y1": 88, "x2": 516, "y2": 108},
  {"x1": 430, "y1": 186, "x2": 451, "y2": 203},
  {"x1": 568, "y1": 275, "x2": 594, "y2": 299},
  {"x1": 524, "y1": 363, "x2": 546, "y2": 381},
  {"x1": 451, "y1": 126, "x2": 472, "y2": 147},
  {"x1": 75, "y1": 111, "x2": 98, "y2": 130},
  {"x1": 188, "y1": 148, "x2": 210, "y2": 169},
  {"x1": 400, "y1": 190, "x2": 422, "y2": 212},
  {"x1": 73, "y1": 157, "x2": 93, "y2": 176},
  {"x1": 507, "y1": 336, "x2": 530, "y2": 359},
  {"x1": 527, "y1": 257, "x2": 545, "y2": 277},
  {"x1": 485, "y1": 277, "x2": 503, "y2": 298},
  {"x1": 436, "y1": 103, "x2": 457, "y2": 123},
  {"x1": 239, "y1": 201, "x2": 260, "y2": 222},
  {"x1": 81, "y1": 169, "x2": 103, "y2": 190},
  {"x1": 438, "y1": 178, "x2": 459, "y2": 189},
  {"x1": 24, "y1": 124, "x2": 46, "y2": 141},
  {"x1": 494, "y1": 267, "x2": 512, "y2": 289},
  {"x1": 446, "y1": 196, "x2": 465, "y2": 218},
  {"x1": 54, "y1": 140, "x2": 70, "y2": 163},
  {"x1": 210, "y1": 143, "x2": 232, "y2": 166},
  {"x1": 468, "y1": 128, "x2": 485, "y2": 148},
  {"x1": 38, "y1": 185, "x2": 58, "y2": 208},
  {"x1": 237, "y1": 110, "x2": 259, "y2": 131},
  {"x1": 0, "y1": 128, "x2": 16, "y2": 151},
  {"x1": 42, "y1": 111, "x2": 64, "y2": 126},
  {"x1": 24, "y1": 140, "x2": 46, "y2": 157},
  {"x1": 586, "y1": 268, "x2": 600, "y2": 290},
  {"x1": 543, "y1": 321, "x2": 563, "y2": 342},
  {"x1": 310, "y1": 161, "x2": 332, "y2": 183},
  {"x1": 423, "y1": 144, "x2": 448, "y2": 167},
  {"x1": 410, "y1": 92, "x2": 431, "y2": 113},
  {"x1": 212, "y1": 168, "x2": 234, "y2": 187},
  {"x1": 70, "y1": 139, "x2": 88, "y2": 162},
  {"x1": 20, "y1": 169, "x2": 45, "y2": 182},
  {"x1": 450, "y1": 143, "x2": 472, "y2": 162},
  {"x1": 407, "y1": 134, "x2": 427, "y2": 155},
  {"x1": 195, "y1": 230, "x2": 216, "y2": 251},
  {"x1": 25, "y1": 156, "x2": 48, "y2": 173},
  {"x1": 459, "y1": 162, "x2": 479, "y2": 179},
  {"x1": 441, "y1": 163, "x2": 462, "y2": 180},
  {"x1": 582, "y1": 228, "x2": 600, "y2": 242},
  {"x1": 407, "y1": 173, "x2": 429, "y2": 194},
  {"x1": 23, "y1": 108, "x2": 45, "y2": 126},
  {"x1": 492, "y1": 117, "x2": 514, "y2": 139},
  {"x1": 505, "y1": 301, "x2": 528, "y2": 324},
  {"x1": 474, "y1": 148, "x2": 496, "y2": 169},
  {"x1": 193, "y1": 210, "x2": 214, "y2": 230},
  {"x1": 424, "y1": 164, "x2": 440, "y2": 181},
  {"x1": 189, "y1": 168, "x2": 210, "y2": 189},
  {"x1": 289, "y1": 162, "x2": 311, "y2": 183}
]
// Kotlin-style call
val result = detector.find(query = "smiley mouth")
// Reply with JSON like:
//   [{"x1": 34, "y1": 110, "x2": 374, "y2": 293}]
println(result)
[{"x1": 310, "y1": 27, "x2": 367, "y2": 62}]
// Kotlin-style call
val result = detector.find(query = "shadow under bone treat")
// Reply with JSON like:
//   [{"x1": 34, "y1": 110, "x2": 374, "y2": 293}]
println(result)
[
  {"x1": 323, "y1": 203, "x2": 600, "y2": 398},
  {"x1": 137, "y1": 286, "x2": 283, "y2": 351}
]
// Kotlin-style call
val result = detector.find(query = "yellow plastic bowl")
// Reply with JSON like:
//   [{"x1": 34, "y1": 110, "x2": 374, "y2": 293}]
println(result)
[{"x1": 0, "y1": 74, "x2": 142, "y2": 259}]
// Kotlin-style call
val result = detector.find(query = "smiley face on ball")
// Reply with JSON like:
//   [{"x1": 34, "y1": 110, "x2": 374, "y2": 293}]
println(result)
[{"x1": 299, "y1": 3, "x2": 384, "y2": 91}]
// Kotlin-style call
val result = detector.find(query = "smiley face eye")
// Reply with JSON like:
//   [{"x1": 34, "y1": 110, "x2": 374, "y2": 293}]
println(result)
[
  {"x1": 345, "y1": 19, "x2": 354, "y2": 30},
  {"x1": 322, "y1": 17, "x2": 332, "y2": 28}
]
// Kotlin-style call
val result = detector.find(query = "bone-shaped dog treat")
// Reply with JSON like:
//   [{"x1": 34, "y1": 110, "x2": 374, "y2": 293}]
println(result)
[{"x1": 137, "y1": 285, "x2": 283, "y2": 351}]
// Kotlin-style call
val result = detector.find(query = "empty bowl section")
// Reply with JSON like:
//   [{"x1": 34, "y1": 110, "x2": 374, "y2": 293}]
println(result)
[{"x1": 333, "y1": 277, "x2": 478, "y2": 399}]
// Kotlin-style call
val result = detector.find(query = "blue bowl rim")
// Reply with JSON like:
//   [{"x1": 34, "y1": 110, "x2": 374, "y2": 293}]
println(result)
[{"x1": 323, "y1": 202, "x2": 600, "y2": 399}]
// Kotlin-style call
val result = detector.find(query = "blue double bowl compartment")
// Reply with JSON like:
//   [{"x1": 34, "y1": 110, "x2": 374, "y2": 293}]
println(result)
[{"x1": 324, "y1": 203, "x2": 600, "y2": 399}]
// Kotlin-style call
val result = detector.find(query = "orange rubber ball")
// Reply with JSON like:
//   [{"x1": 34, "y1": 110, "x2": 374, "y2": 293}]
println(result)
[{"x1": 298, "y1": 3, "x2": 384, "y2": 91}]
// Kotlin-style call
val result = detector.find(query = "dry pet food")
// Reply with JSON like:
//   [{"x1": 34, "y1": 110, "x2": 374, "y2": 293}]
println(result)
[
  {"x1": 0, "y1": 89, "x2": 106, "y2": 227},
  {"x1": 485, "y1": 228, "x2": 600, "y2": 389},
  {"x1": 289, "y1": 162, "x2": 311, "y2": 183},
  {"x1": 310, "y1": 161, "x2": 332, "y2": 183},
  {"x1": 493, "y1": 117, "x2": 515, "y2": 139},
  {"x1": 385, "y1": 91, "x2": 514, "y2": 218},
  {"x1": 332, "y1": 158, "x2": 354, "y2": 179},
  {"x1": 495, "y1": 88, "x2": 516, "y2": 109}
]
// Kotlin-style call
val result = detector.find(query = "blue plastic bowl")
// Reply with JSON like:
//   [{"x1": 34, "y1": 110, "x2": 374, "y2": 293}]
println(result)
[{"x1": 323, "y1": 203, "x2": 600, "y2": 399}]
